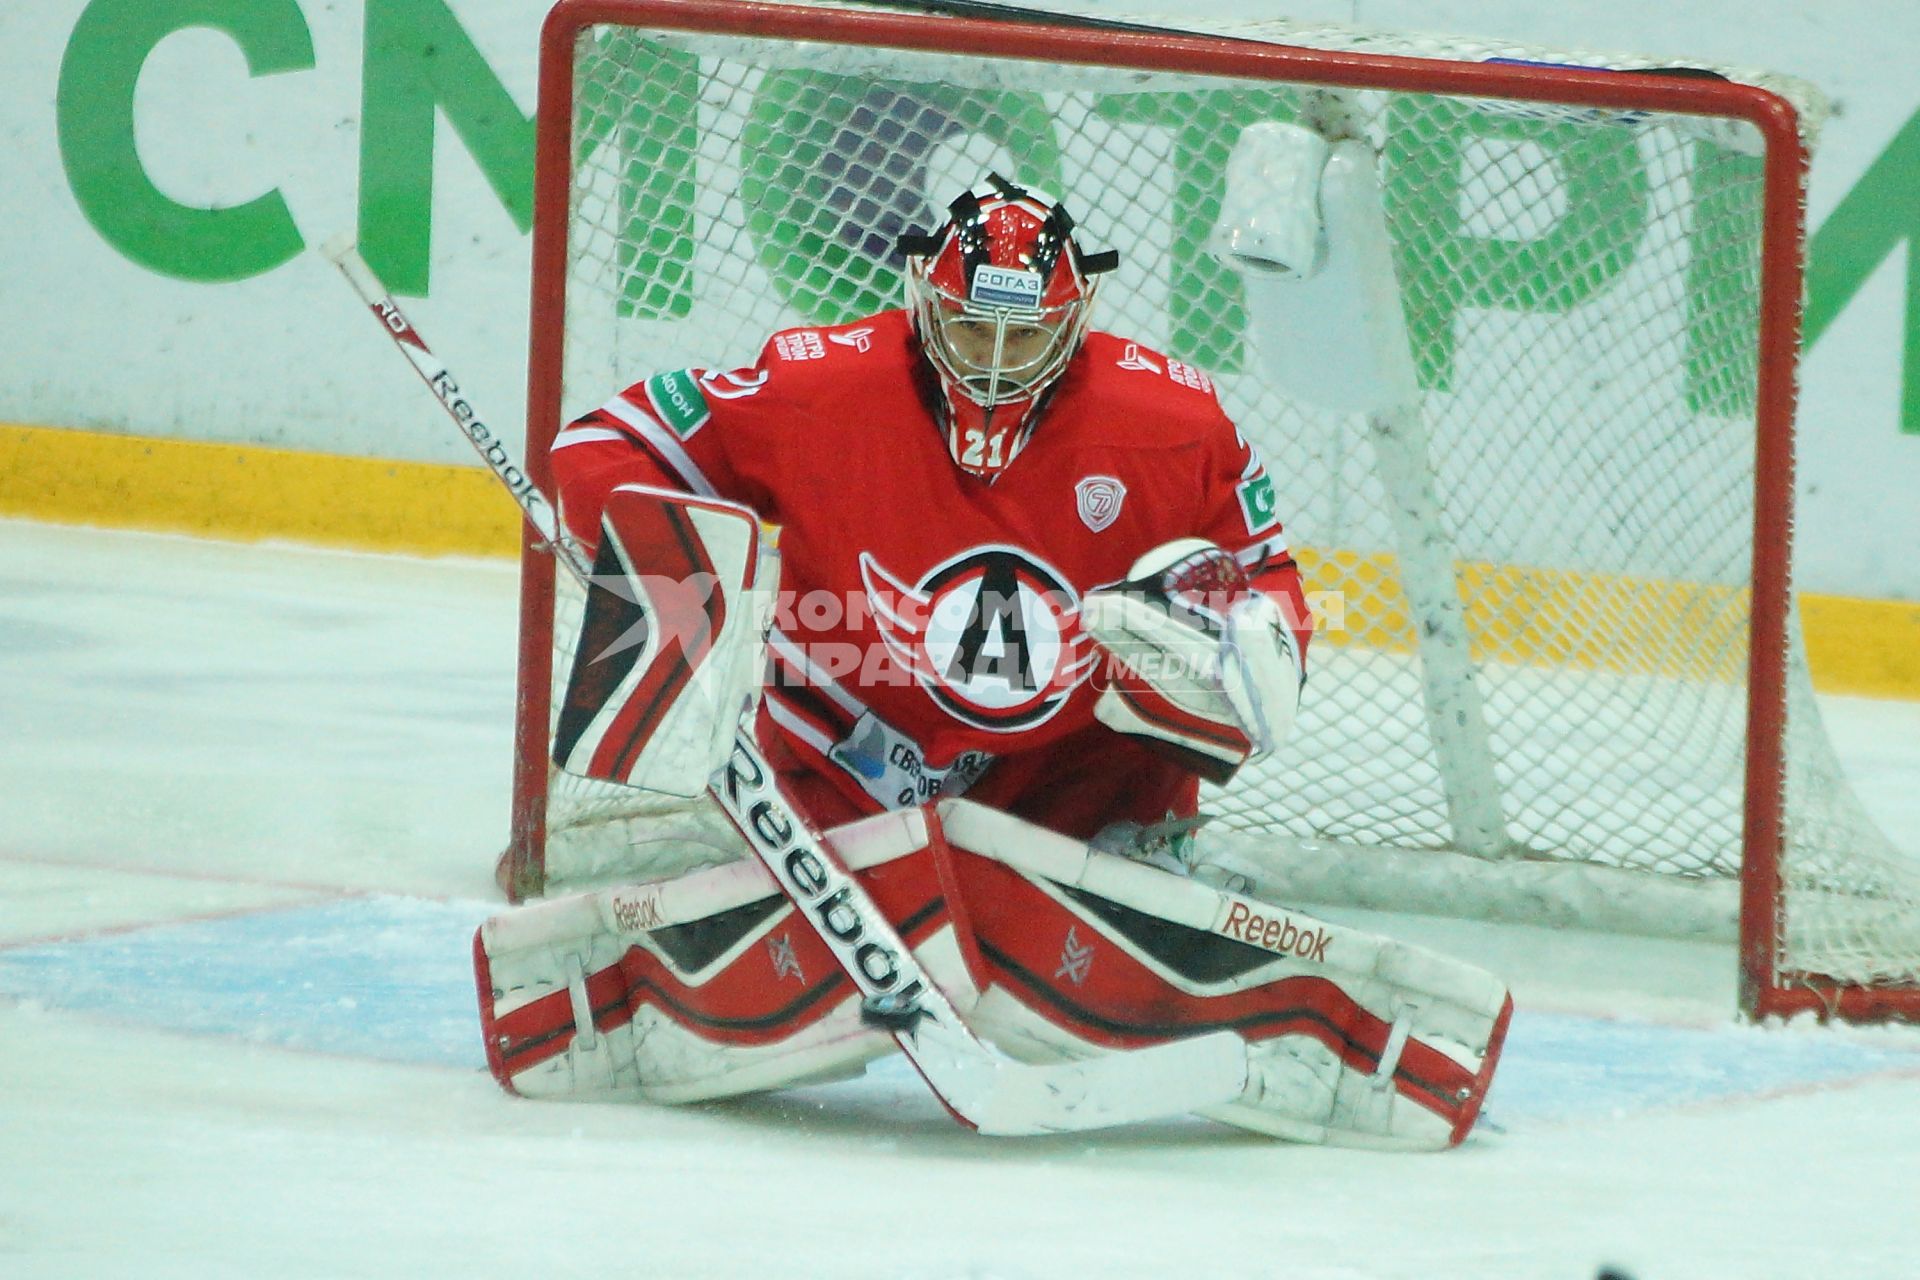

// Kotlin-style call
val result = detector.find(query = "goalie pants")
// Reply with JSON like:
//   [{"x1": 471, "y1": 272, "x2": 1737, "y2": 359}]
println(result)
[{"x1": 764, "y1": 713, "x2": 1204, "y2": 843}]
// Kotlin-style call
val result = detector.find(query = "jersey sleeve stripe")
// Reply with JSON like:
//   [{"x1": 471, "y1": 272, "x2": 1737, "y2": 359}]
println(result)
[
  {"x1": 766, "y1": 665, "x2": 853, "y2": 734},
  {"x1": 598, "y1": 393, "x2": 720, "y2": 497},
  {"x1": 768, "y1": 628, "x2": 868, "y2": 718},
  {"x1": 761, "y1": 690, "x2": 838, "y2": 757},
  {"x1": 1232, "y1": 535, "x2": 1291, "y2": 566},
  {"x1": 595, "y1": 389, "x2": 666, "y2": 431},
  {"x1": 551, "y1": 425, "x2": 632, "y2": 451}
]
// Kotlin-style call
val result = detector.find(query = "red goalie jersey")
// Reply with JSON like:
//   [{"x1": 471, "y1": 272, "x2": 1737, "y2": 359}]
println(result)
[{"x1": 549, "y1": 309, "x2": 1310, "y2": 840}]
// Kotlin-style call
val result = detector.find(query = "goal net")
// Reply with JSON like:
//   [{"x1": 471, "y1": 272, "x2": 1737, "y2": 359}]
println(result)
[{"x1": 509, "y1": 0, "x2": 1920, "y2": 1021}]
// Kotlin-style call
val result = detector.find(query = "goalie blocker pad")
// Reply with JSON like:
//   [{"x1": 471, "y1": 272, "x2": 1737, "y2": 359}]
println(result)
[
  {"x1": 475, "y1": 802, "x2": 1510, "y2": 1150},
  {"x1": 552, "y1": 483, "x2": 772, "y2": 799}
]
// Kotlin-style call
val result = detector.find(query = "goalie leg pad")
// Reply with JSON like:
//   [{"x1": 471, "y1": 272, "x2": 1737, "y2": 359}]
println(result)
[
  {"x1": 475, "y1": 809, "x2": 976, "y2": 1104},
  {"x1": 932, "y1": 800, "x2": 1512, "y2": 1150}
]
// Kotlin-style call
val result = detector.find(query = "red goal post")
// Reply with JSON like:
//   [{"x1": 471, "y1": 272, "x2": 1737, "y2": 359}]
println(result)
[{"x1": 508, "y1": 0, "x2": 1920, "y2": 1022}]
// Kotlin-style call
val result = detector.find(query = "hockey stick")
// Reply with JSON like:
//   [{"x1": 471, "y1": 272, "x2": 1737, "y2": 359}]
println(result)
[
  {"x1": 322, "y1": 237, "x2": 1251, "y2": 1134},
  {"x1": 320, "y1": 243, "x2": 589, "y2": 580}
]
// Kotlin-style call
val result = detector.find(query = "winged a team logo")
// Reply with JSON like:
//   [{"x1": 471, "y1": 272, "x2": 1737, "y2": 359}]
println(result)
[{"x1": 859, "y1": 545, "x2": 1098, "y2": 732}]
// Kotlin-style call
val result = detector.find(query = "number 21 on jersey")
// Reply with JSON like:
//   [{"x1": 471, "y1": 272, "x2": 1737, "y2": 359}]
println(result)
[{"x1": 959, "y1": 429, "x2": 1008, "y2": 469}]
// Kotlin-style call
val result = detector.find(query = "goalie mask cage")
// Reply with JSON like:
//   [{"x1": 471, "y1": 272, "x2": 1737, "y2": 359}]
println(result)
[{"x1": 509, "y1": 0, "x2": 1920, "y2": 1022}]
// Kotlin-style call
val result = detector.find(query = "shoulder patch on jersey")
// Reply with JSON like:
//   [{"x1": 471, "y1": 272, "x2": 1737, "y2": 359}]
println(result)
[
  {"x1": 1237, "y1": 470, "x2": 1281, "y2": 536},
  {"x1": 1166, "y1": 359, "x2": 1214, "y2": 394},
  {"x1": 774, "y1": 331, "x2": 826, "y2": 362},
  {"x1": 1111, "y1": 341, "x2": 1214, "y2": 394},
  {"x1": 643, "y1": 370, "x2": 711, "y2": 440}
]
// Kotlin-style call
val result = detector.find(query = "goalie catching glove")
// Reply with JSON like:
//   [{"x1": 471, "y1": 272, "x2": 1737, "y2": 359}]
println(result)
[{"x1": 1082, "y1": 538, "x2": 1302, "y2": 783}]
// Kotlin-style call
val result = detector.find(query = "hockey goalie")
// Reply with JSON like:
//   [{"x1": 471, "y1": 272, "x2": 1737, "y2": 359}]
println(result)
[{"x1": 474, "y1": 175, "x2": 1513, "y2": 1150}]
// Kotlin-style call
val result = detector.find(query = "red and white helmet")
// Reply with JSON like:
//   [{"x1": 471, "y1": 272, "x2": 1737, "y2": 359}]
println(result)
[{"x1": 901, "y1": 176, "x2": 1118, "y2": 478}]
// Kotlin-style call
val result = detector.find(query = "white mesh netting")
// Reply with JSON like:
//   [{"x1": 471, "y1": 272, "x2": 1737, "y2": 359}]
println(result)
[{"x1": 526, "y1": 3, "x2": 1920, "y2": 1007}]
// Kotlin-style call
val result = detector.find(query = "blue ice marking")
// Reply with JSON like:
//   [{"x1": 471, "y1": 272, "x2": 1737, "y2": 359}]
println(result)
[
  {"x1": 1, "y1": 900, "x2": 1916, "y2": 1126},
  {"x1": 0, "y1": 896, "x2": 494, "y2": 1068}
]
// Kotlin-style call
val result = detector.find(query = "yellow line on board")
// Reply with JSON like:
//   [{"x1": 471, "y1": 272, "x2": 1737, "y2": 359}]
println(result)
[
  {"x1": 1799, "y1": 592, "x2": 1920, "y2": 702},
  {"x1": 1296, "y1": 549, "x2": 1920, "y2": 702},
  {"x1": 0, "y1": 421, "x2": 519, "y2": 559},
  {"x1": 2, "y1": 422, "x2": 1915, "y2": 700}
]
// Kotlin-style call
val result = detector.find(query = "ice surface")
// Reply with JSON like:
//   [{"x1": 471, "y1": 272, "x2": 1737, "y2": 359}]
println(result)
[{"x1": 2, "y1": 520, "x2": 1917, "y2": 1280}]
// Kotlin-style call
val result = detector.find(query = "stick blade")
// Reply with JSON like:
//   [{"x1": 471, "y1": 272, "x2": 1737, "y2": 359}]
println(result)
[{"x1": 911, "y1": 1026, "x2": 1251, "y2": 1137}]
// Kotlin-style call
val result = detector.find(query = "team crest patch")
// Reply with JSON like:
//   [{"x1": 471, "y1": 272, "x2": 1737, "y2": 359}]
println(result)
[
  {"x1": 859, "y1": 545, "x2": 1098, "y2": 733},
  {"x1": 1074, "y1": 476, "x2": 1126, "y2": 532}
]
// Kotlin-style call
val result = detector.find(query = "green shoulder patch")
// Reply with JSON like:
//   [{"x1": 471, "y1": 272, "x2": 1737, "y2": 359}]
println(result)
[
  {"x1": 1237, "y1": 471, "x2": 1279, "y2": 535},
  {"x1": 643, "y1": 370, "x2": 711, "y2": 440}
]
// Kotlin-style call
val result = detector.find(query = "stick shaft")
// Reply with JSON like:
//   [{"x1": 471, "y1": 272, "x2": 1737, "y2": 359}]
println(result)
[{"x1": 322, "y1": 236, "x2": 588, "y2": 579}]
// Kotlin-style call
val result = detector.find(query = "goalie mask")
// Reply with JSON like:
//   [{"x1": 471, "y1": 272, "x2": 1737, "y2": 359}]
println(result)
[{"x1": 901, "y1": 177, "x2": 1118, "y2": 478}]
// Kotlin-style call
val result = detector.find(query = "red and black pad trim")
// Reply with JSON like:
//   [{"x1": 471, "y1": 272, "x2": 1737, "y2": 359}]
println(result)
[
  {"x1": 624, "y1": 886, "x2": 942, "y2": 1041},
  {"x1": 552, "y1": 489, "x2": 732, "y2": 781},
  {"x1": 1105, "y1": 671, "x2": 1252, "y2": 784},
  {"x1": 1120, "y1": 542, "x2": 1252, "y2": 633},
  {"x1": 919, "y1": 805, "x2": 992, "y2": 992},
  {"x1": 474, "y1": 928, "x2": 516, "y2": 1090},
  {"x1": 480, "y1": 939, "x2": 643, "y2": 1089},
  {"x1": 480, "y1": 894, "x2": 950, "y2": 1083},
  {"x1": 1110, "y1": 673, "x2": 1254, "y2": 756},
  {"x1": 1450, "y1": 993, "x2": 1513, "y2": 1146},
  {"x1": 553, "y1": 529, "x2": 652, "y2": 764},
  {"x1": 979, "y1": 935, "x2": 1481, "y2": 1127},
  {"x1": 1055, "y1": 885, "x2": 1276, "y2": 985},
  {"x1": 646, "y1": 894, "x2": 787, "y2": 974},
  {"x1": 764, "y1": 650, "x2": 858, "y2": 740},
  {"x1": 478, "y1": 838, "x2": 957, "y2": 1088},
  {"x1": 946, "y1": 850, "x2": 1489, "y2": 1132}
]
